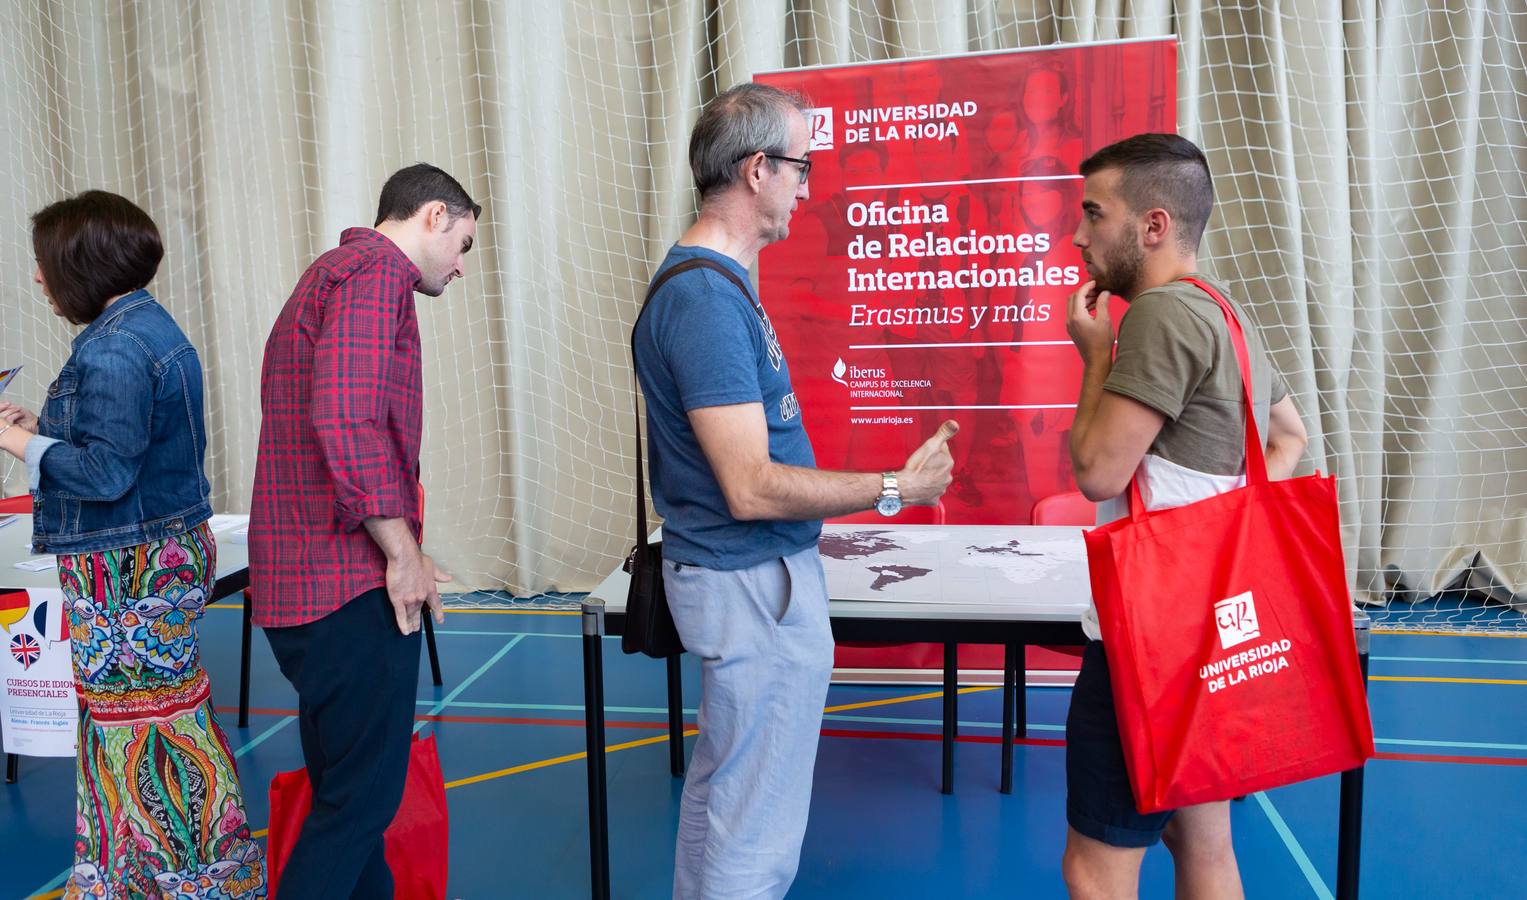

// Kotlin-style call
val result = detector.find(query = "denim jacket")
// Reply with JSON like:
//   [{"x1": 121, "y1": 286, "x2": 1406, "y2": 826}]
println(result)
[{"x1": 25, "y1": 289, "x2": 212, "y2": 554}]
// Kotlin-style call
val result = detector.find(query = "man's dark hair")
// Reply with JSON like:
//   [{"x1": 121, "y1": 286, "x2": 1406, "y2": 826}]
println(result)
[
  {"x1": 31, "y1": 190, "x2": 164, "y2": 326},
  {"x1": 1079, "y1": 133, "x2": 1214, "y2": 250},
  {"x1": 374, "y1": 163, "x2": 481, "y2": 227}
]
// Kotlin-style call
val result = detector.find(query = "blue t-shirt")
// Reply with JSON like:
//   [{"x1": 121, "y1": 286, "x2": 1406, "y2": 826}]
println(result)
[{"x1": 633, "y1": 244, "x2": 821, "y2": 570}]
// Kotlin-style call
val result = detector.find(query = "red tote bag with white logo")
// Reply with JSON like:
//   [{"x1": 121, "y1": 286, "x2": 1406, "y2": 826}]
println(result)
[{"x1": 1084, "y1": 277, "x2": 1374, "y2": 814}]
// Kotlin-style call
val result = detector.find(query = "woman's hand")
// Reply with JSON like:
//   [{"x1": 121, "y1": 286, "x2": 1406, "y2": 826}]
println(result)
[{"x1": 0, "y1": 402, "x2": 39, "y2": 432}]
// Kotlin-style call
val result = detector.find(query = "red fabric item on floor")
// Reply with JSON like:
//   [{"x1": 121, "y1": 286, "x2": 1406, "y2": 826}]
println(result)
[{"x1": 266, "y1": 733, "x2": 449, "y2": 899}]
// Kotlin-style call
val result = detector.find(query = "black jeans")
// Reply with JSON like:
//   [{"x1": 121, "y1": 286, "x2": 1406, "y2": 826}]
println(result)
[{"x1": 265, "y1": 587, "x2": 421, "y2": 899}]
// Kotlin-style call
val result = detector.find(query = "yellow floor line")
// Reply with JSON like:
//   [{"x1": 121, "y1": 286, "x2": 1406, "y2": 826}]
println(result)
[
  {"x1": 1371, "y1": 675, "x2": 1527, "y2": 686},
  {"x1": 824, "y1": 684, "x2": 995, "y2": 714},
  {"x1": 446, "y1": 729, "x2": 700, "y2": 789},
  {"x1": 447, "y1": 685, "x2": 991, "y2": 790}
]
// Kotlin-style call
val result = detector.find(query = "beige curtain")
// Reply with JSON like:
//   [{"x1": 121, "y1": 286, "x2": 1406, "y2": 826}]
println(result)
[{"x1": 2, "y1": 1, "x2": 1522, "y2": 606}]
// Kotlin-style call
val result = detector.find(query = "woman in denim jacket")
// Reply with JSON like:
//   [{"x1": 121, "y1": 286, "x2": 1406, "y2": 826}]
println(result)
[{"x1": 0, "y1": 191, "x2": 266, "y2": 899}]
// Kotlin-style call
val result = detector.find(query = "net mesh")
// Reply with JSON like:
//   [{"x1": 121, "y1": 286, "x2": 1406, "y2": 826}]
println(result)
[{"x1": 1, "y1": 2, "x2": 1522, "y2": 631}]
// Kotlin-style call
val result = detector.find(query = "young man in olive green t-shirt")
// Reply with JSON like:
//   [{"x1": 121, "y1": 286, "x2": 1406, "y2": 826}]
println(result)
[{"x1": 1060, "y1": 133, "x2": 1310, "y2": 899}]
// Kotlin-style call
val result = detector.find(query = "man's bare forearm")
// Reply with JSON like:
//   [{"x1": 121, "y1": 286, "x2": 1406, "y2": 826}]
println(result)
[
  {"x1": 730, "y1": 464, "x2": 881, "y2": 522},
  {"x1": 1068, "y1": 357, "x2": 1112, "y2": 471},
  {"x1": 363, "y1": 516, "x2": 419, "y2": 562}
]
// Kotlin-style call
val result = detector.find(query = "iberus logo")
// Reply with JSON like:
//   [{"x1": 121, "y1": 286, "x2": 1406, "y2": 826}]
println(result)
[
  {"x1": 806, "y1": 108, "x2": 834, "y2": 151},
  {"x1": 831, "y1": 358, "x2": 848, "y2": 386},
  {"x1": 1213, "y1": 591, "x2": 1261, "y2": 650}
]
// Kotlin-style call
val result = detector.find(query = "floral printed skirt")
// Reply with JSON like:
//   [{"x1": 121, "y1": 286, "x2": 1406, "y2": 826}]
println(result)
[{"x1": 56, "y1": 522, "x2": 266, "y2": 899}]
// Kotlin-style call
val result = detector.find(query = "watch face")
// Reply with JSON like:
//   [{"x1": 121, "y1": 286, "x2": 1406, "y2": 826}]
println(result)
[{"x1": 875, "y1": 494, "x2": 903, "y2": 517}]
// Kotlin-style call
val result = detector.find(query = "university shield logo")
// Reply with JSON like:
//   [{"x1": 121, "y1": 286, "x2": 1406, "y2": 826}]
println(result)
[
  {"x1": 1213, "y1": 590, "x2": 1261, "y2": 650},
  {"x1": 806, "y1": 108, "x2": 834, "y2": 151}
]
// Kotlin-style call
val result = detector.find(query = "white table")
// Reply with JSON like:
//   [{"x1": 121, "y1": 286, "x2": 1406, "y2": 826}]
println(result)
[{"x1": 0, "y1": 513, "x2": 250, "y2": 589}]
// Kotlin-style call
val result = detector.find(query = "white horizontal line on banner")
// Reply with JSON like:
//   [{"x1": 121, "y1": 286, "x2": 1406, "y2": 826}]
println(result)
[
  {"x1": 847, "y1": 174, "x2": 1082, "y2": 192},
  {"x1": 849, "y1": 404, "x2": 1078, "y2": 410},
  {"x1": 755, "y1": 36, "x2": 1178, "y2": 76},
  {"x1": 848, "y1": 340, "x2": 1074, "y2": 349}
]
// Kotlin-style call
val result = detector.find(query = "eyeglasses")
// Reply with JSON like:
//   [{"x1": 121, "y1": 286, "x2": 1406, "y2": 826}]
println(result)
[{"x1": 735, "y1": 151, "x2": 812, "y2": 183}]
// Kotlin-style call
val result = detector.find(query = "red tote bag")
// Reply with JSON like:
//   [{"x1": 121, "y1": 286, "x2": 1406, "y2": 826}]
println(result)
[
  {"x1": 267, "y1": 733, "x2": 450, "y2": 899},
  {"x1": 1085, "y1": 277, "x2": 1374, "y2": 814}
]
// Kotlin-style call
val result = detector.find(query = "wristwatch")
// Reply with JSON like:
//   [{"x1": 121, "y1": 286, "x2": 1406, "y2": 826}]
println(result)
[{"x1": 875, "y1": 471, "x2": 903, "y2": 517}]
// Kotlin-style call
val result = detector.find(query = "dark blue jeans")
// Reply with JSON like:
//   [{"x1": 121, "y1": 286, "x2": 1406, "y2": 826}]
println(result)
[{"x1": 265, "y1": 587, "x2": 421, "y2": 899}]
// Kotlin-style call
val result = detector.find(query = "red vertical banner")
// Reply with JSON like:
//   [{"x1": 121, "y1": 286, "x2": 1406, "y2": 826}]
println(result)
[{"x1": 758, "y1": 39, "x2": 1176, "y2": 525}]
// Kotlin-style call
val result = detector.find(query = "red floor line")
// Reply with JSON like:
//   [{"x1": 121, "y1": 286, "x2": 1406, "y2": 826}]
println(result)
[
  {"x1": 214, "y1": 706, "x2": 668, "y2": 732},
  {"x1": 1374, "y1": 751, "x2": 1527, "y2": 767},
  {"x1": 215, "y1": 708, "x2": 1527, "y2": 767},
  {"x1": 417, "y1": 713, "x2": 669, "y2": 730},
  {"x1": 820, "y1": 727, "x2": 1066, "y2": 747}
]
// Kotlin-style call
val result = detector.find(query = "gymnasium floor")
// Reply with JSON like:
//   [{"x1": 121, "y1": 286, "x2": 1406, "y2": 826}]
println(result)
[{"x1": 5, "y1": 597, "x2": 1526, "y2": 899}]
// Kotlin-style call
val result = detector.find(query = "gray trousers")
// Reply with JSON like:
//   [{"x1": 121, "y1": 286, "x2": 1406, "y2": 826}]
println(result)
[{"x1": 663, "y1": 545, "x2": 836, "y2": 900}]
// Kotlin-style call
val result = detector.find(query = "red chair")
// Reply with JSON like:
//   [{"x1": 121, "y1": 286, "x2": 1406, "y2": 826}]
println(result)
[
  {"x1": 1030, "y1": 491, "x2": 1096, "y2": 664},
  {"x1": 1031, "y1": 491, "x2": 1095, "y2": 527}
]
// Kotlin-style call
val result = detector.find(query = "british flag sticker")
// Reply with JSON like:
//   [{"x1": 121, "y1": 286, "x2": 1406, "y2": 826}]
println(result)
[{"x1": 10, "y1": 632, "x2": 40, "y2": 669}]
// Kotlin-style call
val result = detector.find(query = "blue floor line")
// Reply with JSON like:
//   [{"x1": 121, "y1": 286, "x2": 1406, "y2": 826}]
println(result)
[
  {"x1": 1253, "y1": 791, "x2": 1334, "y2": 900},
  {"x1": 1372, "y1": 655, "x2": 1527, "y2": 666},
  {"x1": 415, "y1": 635, "x2": 527, "y2": 734},
  {"x1": 822, "y1": 713, "x2": 1065, "y2": 732},
  {"x1": 1376, "y1": 736, "x2": 1527, "y2": 752},
  {"x1": 419, "y1": 699, "x2": 701, "y2": 716},
  {"x1": 407, "y1": 698, "x2": 1527, "y2": 754},
  {"x1": 434, "y1": 629, "x2": 605, "y2": 639},
  {"x1": 234, "y1": 714, "x2": 298, "y2": 757}
]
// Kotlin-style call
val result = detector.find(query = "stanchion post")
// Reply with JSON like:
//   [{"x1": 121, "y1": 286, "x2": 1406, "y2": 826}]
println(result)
[
  {"x1": 666, "y1": 654, "x2": 685, "y2": 777},
  {"x1": 1336, "y1": 609, "x2": 1372, "y2": 900},
  {"x1": 581, "y1": 600, "x2": 610, "y2": 900}
]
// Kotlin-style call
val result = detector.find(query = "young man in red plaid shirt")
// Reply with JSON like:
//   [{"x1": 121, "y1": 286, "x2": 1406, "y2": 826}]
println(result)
[{"x1": 250, "y1": 164, "x2": 479, "y2": 899}]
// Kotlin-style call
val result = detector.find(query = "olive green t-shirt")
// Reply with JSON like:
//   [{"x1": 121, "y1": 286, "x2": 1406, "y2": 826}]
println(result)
[{"x1": 1104, "y1": 275, "x2": 1289, "y2": 477}]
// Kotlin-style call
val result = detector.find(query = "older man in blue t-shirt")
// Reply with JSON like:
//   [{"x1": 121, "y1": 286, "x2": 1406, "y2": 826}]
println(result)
[{"x1": 634, "y1": 83, "x2": 959, "y2": 900}]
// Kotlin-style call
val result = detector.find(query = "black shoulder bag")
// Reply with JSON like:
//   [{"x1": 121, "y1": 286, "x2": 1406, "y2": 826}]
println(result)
[{"x1": 621, "y1": 257, "x2": 759, "y2": 658}]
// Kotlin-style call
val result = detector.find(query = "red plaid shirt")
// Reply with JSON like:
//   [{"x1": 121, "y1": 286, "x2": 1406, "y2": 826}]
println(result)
[{"x1": 250, "y1": 228, "x2": 424, "y2": 628}]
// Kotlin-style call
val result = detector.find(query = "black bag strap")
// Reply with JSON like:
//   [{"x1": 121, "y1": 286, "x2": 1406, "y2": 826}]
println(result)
[{"x1": 630, "y1": 257, "x2": 758, "y2": 550}]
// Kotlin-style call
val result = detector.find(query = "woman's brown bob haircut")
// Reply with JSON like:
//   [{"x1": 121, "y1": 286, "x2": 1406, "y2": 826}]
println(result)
[{"x1": 32, "y1": 190, "x2": 164, "y2": 325}]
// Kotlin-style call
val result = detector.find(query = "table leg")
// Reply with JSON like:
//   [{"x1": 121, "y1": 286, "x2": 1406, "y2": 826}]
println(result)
[
  {"x1": 238, "y1": 589, "x2": 252, "y2": 728},
  {"x1": 1001, "y1": 642, "x2": 1016, "y2": 794},
  {"x1": 1015, "y1": 642, "x2": 1027, "y2": 739},
  {"x1": 423, "y1": 613, "x2": 443, "y2": 687},
  {"x1": 942, "y1": 641, "x2": 957, "y2": 795},
  {"x1": 4, "y1": 753, "x2": 17, "y2": 784}
]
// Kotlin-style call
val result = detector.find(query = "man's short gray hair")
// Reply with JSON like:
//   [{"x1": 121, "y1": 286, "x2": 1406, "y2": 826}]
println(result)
[{"x1": 690, "y1": 83, "x2": 811, "y2": 201}]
